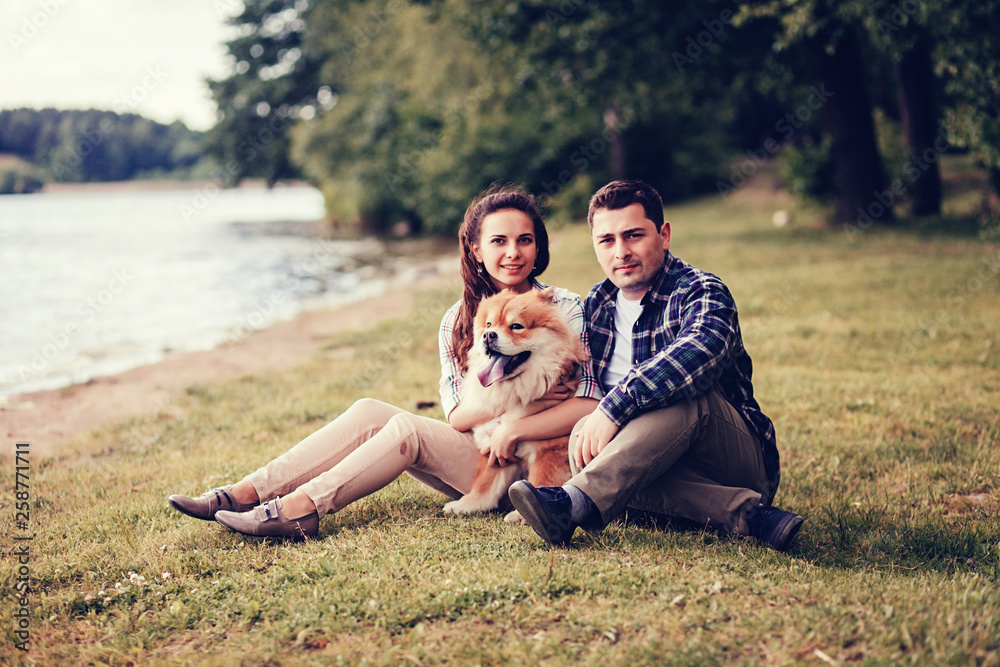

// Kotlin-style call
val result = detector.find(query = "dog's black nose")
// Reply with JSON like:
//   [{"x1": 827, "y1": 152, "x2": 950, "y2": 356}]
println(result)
[{"x1": 484, "y1": 331, "x2": 497, "y2": 343}]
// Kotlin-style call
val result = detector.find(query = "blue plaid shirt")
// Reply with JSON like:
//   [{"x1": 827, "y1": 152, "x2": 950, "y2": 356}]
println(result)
[{"x1": 585, "y1": 253, "x2": 779, "y2": 489}]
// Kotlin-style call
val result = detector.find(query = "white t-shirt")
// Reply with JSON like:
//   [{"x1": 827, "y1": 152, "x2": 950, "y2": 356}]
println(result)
[{"x1": 602, "y1": 290, "x2": 644, "y2": 389}]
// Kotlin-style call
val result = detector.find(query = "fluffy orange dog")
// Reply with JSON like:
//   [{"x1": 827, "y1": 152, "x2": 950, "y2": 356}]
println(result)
[{"x1": 443, "y1": 287, "x2": 588, "y2": 517}]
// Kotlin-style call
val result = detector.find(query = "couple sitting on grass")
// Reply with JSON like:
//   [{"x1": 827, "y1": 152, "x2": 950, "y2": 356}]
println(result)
[{"x1": 169, "y1": 180, "x2": 804, "y2": 551}]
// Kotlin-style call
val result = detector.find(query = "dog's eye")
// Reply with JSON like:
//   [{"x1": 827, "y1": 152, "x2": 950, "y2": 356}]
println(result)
[
  {"x1": 485, "y1": 321, "x2": 492, "y2": 328},
  {"x1": 510, "y1": 323, "x2": 524, "y2": 331}
]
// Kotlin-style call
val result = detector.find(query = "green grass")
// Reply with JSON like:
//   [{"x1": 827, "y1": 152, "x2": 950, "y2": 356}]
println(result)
[{"x1": 3, "y1": 161, "x2": 1000, "y2": 665}]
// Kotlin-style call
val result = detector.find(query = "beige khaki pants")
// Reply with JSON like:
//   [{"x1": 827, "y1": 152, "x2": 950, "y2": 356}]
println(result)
[
  {"x1": 568, "y1": 390, "x2": 770, "y2": 533},
  {"x1": 244, "y1": 398, "x2": 481, "y2": 516}
]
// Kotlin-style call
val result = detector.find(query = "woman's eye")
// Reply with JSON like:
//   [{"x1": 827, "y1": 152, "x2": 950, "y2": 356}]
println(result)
[{"x1": 510, "y1": 323, "x2": 524, "y2": 331}]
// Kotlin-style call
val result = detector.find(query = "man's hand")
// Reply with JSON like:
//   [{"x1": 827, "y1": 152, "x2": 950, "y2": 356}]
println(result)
[
  {"x1": 481, "y1": 421, "x2": 520, "y2": 468},
  {"x1": 573, "y1": 409, "x2": 619, "y2": 468}
]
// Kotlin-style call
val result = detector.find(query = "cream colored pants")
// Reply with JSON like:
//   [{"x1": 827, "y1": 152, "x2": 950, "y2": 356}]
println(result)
[{"x1": 244, "y1": 398, "x2": 481, "y2": 516}]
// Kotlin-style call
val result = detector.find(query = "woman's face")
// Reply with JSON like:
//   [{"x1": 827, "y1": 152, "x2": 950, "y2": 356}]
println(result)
[{"x1": 472, "y1": 209, "x2": 538, "y2": 293}]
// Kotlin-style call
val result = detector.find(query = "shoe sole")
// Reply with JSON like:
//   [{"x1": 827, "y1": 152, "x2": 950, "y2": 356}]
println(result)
[
  {"x1": 508, "y1": 483, "x2": 572, "y2": 546},
  {"x1": 215, "y1": 511, "x2": 317, "y2": 541},
  {"x1": 769, "y1": 514, "x2": 804, "y2": 551}
]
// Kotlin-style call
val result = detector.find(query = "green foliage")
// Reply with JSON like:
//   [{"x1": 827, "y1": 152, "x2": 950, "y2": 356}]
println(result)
[
  {"x1": 780, "y1": 134, "x2": 834, "y2": 200},
  {"x1": 288, "y1": 0, "x2": 597, "y2": 233},
  {"x1": 0, "y1": 155, "x2": 45, "y2": 194},
  {"x1": 197, "y1": 0, "x2": 1000, "y2": 232},
  {"x1": 203, "y1": 0, "x2": 326, "y2": 187},
  {"x1": 0, "y1": 108, "x2": 201, "y2": 183}
]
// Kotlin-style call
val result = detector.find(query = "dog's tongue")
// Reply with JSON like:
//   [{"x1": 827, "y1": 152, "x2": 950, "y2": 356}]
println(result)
[{"x1": 477, "y1": 353, "x2": 510, "y2": 387}]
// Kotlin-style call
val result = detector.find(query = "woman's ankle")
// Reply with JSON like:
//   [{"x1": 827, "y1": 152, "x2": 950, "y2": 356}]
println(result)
[
  {"x1": 281, "y1": 491, "x2": 317, "y2": 519},
  {"x1": 230, "y1": 481, "x2": 260, "y2": 505}
]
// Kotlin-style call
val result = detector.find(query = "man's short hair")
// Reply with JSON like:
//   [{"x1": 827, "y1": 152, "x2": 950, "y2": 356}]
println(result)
[{"x1": 587, "y1": 180, "x2": 665, "y2": 232}]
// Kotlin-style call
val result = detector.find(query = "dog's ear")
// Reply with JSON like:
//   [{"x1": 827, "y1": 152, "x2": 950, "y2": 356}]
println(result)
[{"x1": 536, "y1": 286, "x2": 556, "y2": 303}]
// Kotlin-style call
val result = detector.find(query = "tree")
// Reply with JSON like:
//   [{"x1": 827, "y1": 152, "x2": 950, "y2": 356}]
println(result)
[
  {"x1": 932, "y1": 0, "x2": 1000, "y2": 204},
  {"x1": 452, "y1": 0, "x2": 740, "y2": 203},
  {"x1": 203, "y1": 0, "x2": 328, "y2": 187},
  {"x1": 288, "y1": 0, "x2": 749, "y2": 231},
  {"x1": 894, "y1": 30, "x2": 942, "y2": 216},
  {"x1": 857, "y1": 1, "x2": 944, "y2": 218},
  {"x1": 737, "y1": 0, "x2": 895, "y2": 226}
]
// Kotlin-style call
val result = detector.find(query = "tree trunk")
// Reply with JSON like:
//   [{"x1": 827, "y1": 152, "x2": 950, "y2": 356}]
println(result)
[
  {"x1": 821, "y1": 26, "x2": 895, "y2": 226},
  {"x1": 896, "y1": 31, "x2": 942, "y2": 217}
]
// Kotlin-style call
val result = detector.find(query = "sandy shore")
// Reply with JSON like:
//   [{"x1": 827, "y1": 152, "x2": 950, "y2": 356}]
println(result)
[{"x1": 1, "y1": 256, "x2": 459, "y2": 459}]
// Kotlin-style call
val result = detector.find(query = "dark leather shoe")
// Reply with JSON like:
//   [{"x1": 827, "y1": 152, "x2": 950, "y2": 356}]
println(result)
[
  {"x1": 508, "y1": 481, "x2": 599, "y2": 545},
  {"x1": 215, "y1": 497, "x2": 319, "y2": 540},
  {"x1": 168, "y1": 485, "x2": 256, "y2": 521},
  {"x1": 745, "y1": 504, "x2": 804, "y2": 551}
]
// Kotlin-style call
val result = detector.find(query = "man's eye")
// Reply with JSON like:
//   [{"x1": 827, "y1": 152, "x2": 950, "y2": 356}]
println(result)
[{"x1": 510, "y1": 323, "x2": 524, "y2": 330}]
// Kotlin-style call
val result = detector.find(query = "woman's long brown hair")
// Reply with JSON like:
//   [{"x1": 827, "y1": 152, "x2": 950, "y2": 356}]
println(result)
[{"x1": 452, "y1": 184, "x2": 550, "y2": 372}]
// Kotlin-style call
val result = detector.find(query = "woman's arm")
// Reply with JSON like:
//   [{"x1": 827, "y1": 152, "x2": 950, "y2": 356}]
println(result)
[
  {"x1": 486, "y1": 396, "x2": 599, "y2": 467},
  {"x1": 507, "y1": 396, "x2": 598, "y2": 441},
  {"x1": 446, "y1": 400, "x2": 498, "y2": 432}
]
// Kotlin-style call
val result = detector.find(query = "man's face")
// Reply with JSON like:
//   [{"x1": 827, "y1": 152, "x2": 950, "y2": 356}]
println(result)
[{"x1": 591, "y1": 203, "x2": 671, "y2": 300}]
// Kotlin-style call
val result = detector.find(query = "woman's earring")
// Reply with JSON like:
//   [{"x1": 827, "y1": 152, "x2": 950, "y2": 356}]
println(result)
[{"x1": 477, "y1": 263, "x2": 484, "y2": 274}]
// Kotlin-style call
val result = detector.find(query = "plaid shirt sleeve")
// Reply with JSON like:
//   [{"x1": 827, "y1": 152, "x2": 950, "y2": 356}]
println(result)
[
  {"x1": 597, "y1": 271, "x2": 741, "y2": 427},
  {"x1": 438, "y1": 301, "x2": 463, "y2": 419}
]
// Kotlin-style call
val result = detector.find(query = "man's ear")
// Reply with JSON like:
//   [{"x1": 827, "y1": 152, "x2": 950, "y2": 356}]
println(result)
[{"x1": 661, "y1": 222, "x2": 672, "y2": 250}]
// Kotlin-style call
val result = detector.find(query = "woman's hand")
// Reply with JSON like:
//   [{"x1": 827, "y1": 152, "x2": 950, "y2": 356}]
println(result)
[{"x1": 480, "y1": 421, "x2": 520, "y2": 468}]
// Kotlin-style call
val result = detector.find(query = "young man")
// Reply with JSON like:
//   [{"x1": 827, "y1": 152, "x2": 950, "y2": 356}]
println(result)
[{"x1": 508, "y1": 180, "x2": 803, "y2": 550}]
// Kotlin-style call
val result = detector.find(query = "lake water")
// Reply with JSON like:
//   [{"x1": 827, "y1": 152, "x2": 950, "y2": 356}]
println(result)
[{"x1": 0, "y1": 185, "x2": 435, "y2": 398}]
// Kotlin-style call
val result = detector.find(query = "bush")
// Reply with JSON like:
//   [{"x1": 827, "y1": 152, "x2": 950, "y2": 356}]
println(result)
[
  {"x1": 0, "y1": 166, "x2": 45, "y2": 194},
  {"x1": 781, "y1": 134, "x2": 835, "y2": 199}
]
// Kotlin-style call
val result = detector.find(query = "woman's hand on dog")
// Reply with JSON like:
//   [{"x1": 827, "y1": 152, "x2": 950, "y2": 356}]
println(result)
[{"x1": 482, "y1": 421, "x2": 521, "y2": 468}]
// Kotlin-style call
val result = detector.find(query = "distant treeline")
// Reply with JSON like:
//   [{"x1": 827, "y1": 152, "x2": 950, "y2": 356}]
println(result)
[{"x1": 0, "y1": 108, "x2": 202, "y2": 190}]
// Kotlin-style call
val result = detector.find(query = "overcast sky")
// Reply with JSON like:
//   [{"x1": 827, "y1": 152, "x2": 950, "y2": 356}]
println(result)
[{"x1": 2, "y1": 0, "x2": 239, "y2": 131}]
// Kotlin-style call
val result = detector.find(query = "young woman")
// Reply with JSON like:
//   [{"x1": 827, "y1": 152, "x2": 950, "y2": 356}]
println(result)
[{"x1": 168, "y1": 185, "x2": 601, "y2": 538}]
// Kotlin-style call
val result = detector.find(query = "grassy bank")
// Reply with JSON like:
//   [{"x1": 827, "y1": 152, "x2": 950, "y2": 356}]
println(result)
[{"x1": 2, "y1": 162, "x2": 999, "y2": 665}]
